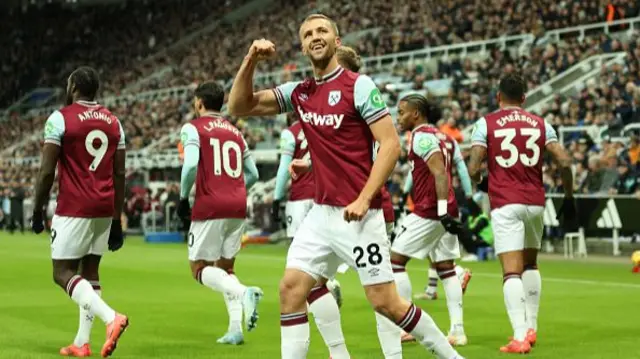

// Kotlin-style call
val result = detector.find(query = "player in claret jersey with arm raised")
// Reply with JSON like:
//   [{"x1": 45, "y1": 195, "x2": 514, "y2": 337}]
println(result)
[
  {"x1": 176, "y1": 82, "x2": 263, "y2": 343},
  {"x1": 468, "y1": 73, "x2": 576, "y2": 354},
  {"x1": 228, "y1": 14, "x2": 464, "y2": 359},
  {"x1": 31, "y1": 66, "x2": 129, "y2": 358}
]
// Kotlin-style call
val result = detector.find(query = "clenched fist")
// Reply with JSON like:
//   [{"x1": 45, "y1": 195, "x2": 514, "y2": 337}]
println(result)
[{"x1": 248, "y1": 39, "x2": 276, "y2": 61}]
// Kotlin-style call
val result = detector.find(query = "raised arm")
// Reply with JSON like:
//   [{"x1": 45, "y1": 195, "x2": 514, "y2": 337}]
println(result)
[{"x1": 228, "y1": 39, "x2": 283, "y2": 117}]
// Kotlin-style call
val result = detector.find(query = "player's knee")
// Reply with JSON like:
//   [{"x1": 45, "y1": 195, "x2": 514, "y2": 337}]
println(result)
[
  {"x1": 190, "y1": 262, "x2": 207, "y2": 282},
  {"x1": 365, "y1": 283, "x2": 399, "y2": 317},
  {"x1": 433, "y1": 260, "x2": 454, "y2": 272},
  {"x1": 52, "y1": 270, "x2": 72, "y2": 289},
  {"x1": 279, "y1": 276, "x2": 310, "y2": 310}
]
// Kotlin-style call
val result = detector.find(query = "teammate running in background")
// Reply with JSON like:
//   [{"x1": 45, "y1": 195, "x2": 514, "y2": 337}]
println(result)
[
  {"x1": 228, "y1": 14, "x2": 464, "y2": 359},
  {"x1": 177, "y1": 81, "x2": 263, "y2": 344},
  {"x1": 32, "y1": 66, "x2": 129, "y2": 358},
  {"x1": 390, "y1": 94, "x2": 468, "y2": 346},
  {"x1": 403, "y1": 118, "x2": 473, "y2": 301},
  {"x1": 468, "y1": 73, "x2": 576, "y2": 354}
]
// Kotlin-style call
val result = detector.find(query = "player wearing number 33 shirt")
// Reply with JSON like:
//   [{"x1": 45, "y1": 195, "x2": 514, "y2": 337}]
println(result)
[
  {"x1": 468, "y1": 73, "x2": 575, "y2": 354},
  {"x1": 177, "y1": 82, "x2": 264, "y2": 342}
]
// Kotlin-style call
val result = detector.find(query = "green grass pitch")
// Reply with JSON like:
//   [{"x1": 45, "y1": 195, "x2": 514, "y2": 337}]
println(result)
[{"x1": 1, "y1": 233, "x2": 639, "y2": 358}]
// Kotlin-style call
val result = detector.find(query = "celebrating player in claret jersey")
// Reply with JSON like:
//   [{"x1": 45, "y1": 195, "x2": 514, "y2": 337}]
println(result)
[
  {"x1": 31, "y1": 66, "x2": 129, "y2": 358},
  {"x1": 390, "y1": 94, "x2": 468, "y2": 346},
  {"x1": 468, "y1": 73, "x2": 576, "y2": 354},
  {"x1": 176, "y1": 82, "x2": 263, "y2": 343},
  {"x1": 228, "y1": 14, "x2": 464, "y2": 359}
]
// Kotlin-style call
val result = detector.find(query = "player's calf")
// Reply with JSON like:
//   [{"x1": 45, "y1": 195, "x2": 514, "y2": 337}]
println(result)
[
  {"x1": 364, "y1": 282, "x2": 463, "y2": 359},
  {"x1": 279, "y1": 269, "x2": 318, "y2": 359}
]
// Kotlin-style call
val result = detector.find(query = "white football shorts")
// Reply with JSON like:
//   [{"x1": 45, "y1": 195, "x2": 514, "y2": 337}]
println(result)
[
  {"x1": 286, "y1": 204, "x2": 393, "y2": 286},
  {"x1": 50, "y1": 215, "x2": 112, "y2": 260},
  {"x1": 285, "y1": 199, "x2": 314, "y2": 238},
  {"x1": 391, "y1": 213, "x2": 460, "y2": 263},
  {"x1": 491, "y1": 204, "x2": 544, "y2": 255},
  {"x1": 188, "y1": 218, "x2": 246, "y2": 261}
]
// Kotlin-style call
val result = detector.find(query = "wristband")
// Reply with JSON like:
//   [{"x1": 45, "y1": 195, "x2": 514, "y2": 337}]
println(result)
[{"x1": 437, "y1": 200, "x2": 448, "y2": 217}]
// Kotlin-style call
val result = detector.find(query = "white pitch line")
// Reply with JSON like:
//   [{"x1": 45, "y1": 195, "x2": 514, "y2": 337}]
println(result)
[{"x1": 241, "y1": 253, "x2": 640, "y2": 290}]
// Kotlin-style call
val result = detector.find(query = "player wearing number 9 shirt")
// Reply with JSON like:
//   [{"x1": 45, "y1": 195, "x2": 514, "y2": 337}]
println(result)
[
  {"x1": 32, "y1": 67, "x2": 129, "y2": 358},
  {"x1": 177, "y1": 82, "x2": 264, "y2": 342},
  {"x1": 468, "y1": 73, "x2": 576, "y2": 354}
]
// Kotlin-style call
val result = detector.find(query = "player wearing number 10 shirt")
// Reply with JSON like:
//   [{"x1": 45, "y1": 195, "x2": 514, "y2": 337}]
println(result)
[
  {"x1": 32, "y1": 67, "x2": 129, "y2": 358},
  {"x1": 228, "y1": 14, "x2": 464, "y2": 359},
  {"x1": 177, "y1": 82, "x2": 264, "y2": 343},
  {"x1": 468, "y1": 73, "x2": 576, "y2": 354}
]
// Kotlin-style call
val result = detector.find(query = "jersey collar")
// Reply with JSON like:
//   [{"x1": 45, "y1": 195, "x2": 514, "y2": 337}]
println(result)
[
  {"x1": 502, "y1": 106, "x2": 522, "y2": 110},
  {"x1": 76, "y1": 100, "x2": 98, "y2": 107},
  {"x1": 411, "y1": 123, "x2": 433, "y2": 134},
  {"x1": 200, "y1": 111, "x2": 222, "y2": 118},
  {"x1": 314, "y1": 65, "x2": 344, "y2": 84}
]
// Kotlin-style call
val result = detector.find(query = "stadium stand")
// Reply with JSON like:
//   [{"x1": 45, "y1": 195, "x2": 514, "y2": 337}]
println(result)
[{"x1": 2, "y1": 1, "x2": 640, "y2": 236}]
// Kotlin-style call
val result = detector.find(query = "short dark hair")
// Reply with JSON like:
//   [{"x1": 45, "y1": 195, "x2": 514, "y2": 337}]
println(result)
[
  {"x1": 400, "y1": 94, "x2": 442, "y2": 123},
  {"x1": 194, "y1": 81, "x2": 225, "y2": 111},
  {"x1": 336, "y1": 46, "x2": 361, "y2": 72},
  {"x1": 498, "y1": 73, "x2": 526, "y2": 103},
  {"x1": 69, "y1": 66, "x2": 100, "y2": 100}
]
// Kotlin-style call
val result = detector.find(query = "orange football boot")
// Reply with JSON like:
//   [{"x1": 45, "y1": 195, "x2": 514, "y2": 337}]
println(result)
[
  {"x1": 525, "y1": 329, "x2": 537, "y2": 347},
  {"x1": 500, "y1": 339, "x2": 531, "y2": 354},
  {"x1": 60, "y1": 344, "x2": 91, "y2": 357},
  {"x1": 100, "y1": 313, "x2": 129, "y2": 358},
  {"x1": 461, "y1": 269, "x2": 472, "y2": 294}
]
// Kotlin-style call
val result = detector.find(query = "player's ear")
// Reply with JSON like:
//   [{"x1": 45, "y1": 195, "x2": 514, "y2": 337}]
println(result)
[
  {"x1": 520, "y1": 95, "x2": 526, "y2": 104},
  {"x1": 335, "y1": 37, "x2": 342, "y2": 47}
]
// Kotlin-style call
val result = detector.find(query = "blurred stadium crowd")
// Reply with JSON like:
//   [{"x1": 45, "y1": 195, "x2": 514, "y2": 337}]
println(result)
[{"x1": 1, "y1": 0, "x2": 640, "y2": 232}]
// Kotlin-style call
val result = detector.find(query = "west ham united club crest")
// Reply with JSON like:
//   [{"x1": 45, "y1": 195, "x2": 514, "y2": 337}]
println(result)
[{"x1": 328, "y1": 90, "x2": 341, "y2": 106}]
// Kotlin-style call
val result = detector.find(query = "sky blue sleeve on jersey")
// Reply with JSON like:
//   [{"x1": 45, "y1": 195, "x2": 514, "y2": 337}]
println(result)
[
  {"x1": 273, "y1": 153, "x2": 293, "y2": 200},
  {"x1": 545, "y1": 121, "x2": 558, "y2": 144},
  {"x1": 403, "y1": 171, "x2": 413, "y2": 194},
  {"x1": 412, "y1": 132, "x2": 441, "y2": 160},
  {"x1": 279, "y1": 129, "x2": 296, "y2": 156},
  {"x1": 43, "y1": 111, "x2": 65, "y2": 146},
  {"x1": 243, "y1": 155, "x2": 259, "y2": 190},
  {"x1": 470, "y1": 117, "x2": 488, "y2": 147},
  {"x1": 273, "y1": 81, "x2": 300, "y2": 114},
  {"x1": 354, "y1": 75, "x2": 390, "y2": 125},
  {"x1": 180, "y1": 123, "x2": 200, "y2": 199},
  {"x1": 116, "y1": 119, "x2": 126, "y2": 150},
  {"x1": 452, "y1": 141, "x2": 473, "y2": 197}
]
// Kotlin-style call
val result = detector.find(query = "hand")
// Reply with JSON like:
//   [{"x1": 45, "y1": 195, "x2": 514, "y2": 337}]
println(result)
[
  {"x1": 177, "y1": 198, "x2": 191, "y2": 220},
  {"x1": 31, "y1": 209, "x2": 45, "y2": 234},
  {"x1": 108, "y1": 219, "x2": 124, "y2": 252},
  {"x1": 556, "y1": 196, "x2": 578, "y2": 230},
  {"x1": 344, "y1": 197, "x2": 370, "y2": 222},
  {"x1": 247, "y1": 39, "x2": 276, "y2": 62},
  {"x1": 440, "y1": 214, "x2": 463, "y2": 235},
  {"x1": 289, "y1": 159, "x2": 311, "y2": 180},
  {"x1": 271, "y1": 199, "x2": 283, "y2": 227}
]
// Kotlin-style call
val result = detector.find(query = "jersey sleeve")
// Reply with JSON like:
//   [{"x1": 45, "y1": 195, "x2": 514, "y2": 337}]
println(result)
[
  {"x1": 412, "y1": 132, "x2": 441, "y2": 161},
  {"x1": 470, "y1": 117, "x2": 488, "y2": 147},
  {"x1": 354, "y1": 75, "x2": 389, "y2": 125},
  {"x1": 180, "y1": 123, "x2": 200, "y2": 148},
  {"x1": 43, "y1": 110, "x2": 65, "y2": 146},
  {"x1": 544, "y1": 121, "x2": 558, "y2": 145},
  {"x1": 116, "y1": 119, "x2": 126, "y2": 150},
  {"x1": 279, "y1": 129, "x2": 296, "y2": 156},
  {"x1": 242, "y1": 137, "x2": 251, "y2": 159},
  {"x1": 273, "y1": 81, "x2": 301, "y2": 114}
]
